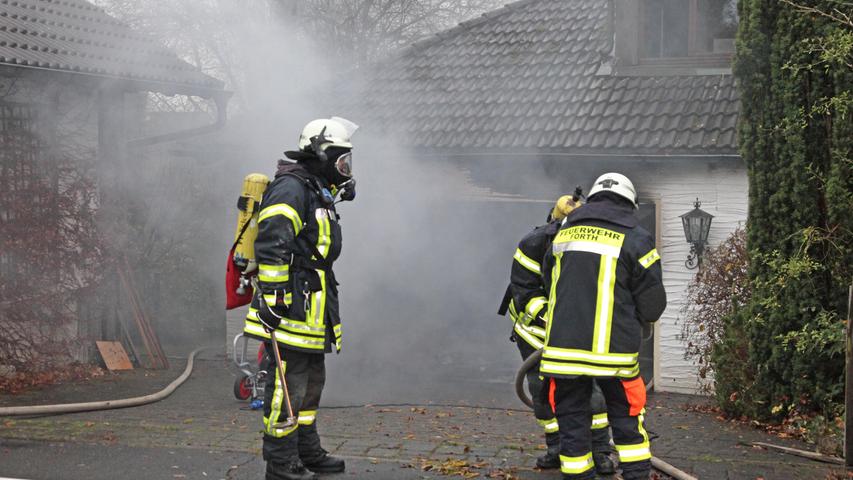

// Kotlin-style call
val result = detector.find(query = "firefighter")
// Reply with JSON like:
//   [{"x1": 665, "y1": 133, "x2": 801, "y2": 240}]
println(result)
[
  {"x1": 243, "y1": 117, "x2": 358, "y2": 480},
  {"x1": 505, "y1": 195, "x2": 615, "y2": 474},
  {"x1": 540, "y1": 173, "x2": 666, "y2": 480}
]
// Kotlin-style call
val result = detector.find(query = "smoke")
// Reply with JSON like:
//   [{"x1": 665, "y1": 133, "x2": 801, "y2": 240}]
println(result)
[{"x1": 80, "y1": 0, "x2": 599, "y2": 406}]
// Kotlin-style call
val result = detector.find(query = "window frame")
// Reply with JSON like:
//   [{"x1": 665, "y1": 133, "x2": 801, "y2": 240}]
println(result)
[{"x1": 634, "y1": 0, "x2": 734, "y2": 67}]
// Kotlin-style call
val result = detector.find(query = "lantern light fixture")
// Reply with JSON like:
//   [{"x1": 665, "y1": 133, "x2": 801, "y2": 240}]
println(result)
[{"x1": 680, "y1": 198, "x2": 713, "y2": 269}]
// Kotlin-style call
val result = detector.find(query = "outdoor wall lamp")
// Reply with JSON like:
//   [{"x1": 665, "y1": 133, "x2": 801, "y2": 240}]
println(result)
[{"x1": 680, "y1": 198, "x2": 714, "y2": 269}]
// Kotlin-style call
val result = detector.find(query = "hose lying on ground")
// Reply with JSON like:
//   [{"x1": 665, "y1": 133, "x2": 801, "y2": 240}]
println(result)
[
  {"x1": 0, "y1": 347, "x2": 212, "y2": 417},
  {"x1": 515, "y1": 348, "x2": 698, "y2": 480}
]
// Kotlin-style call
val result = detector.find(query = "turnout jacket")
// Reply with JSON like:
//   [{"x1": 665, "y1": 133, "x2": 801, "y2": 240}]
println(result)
[
  {"x1": 541, "y1": 199, "x2": 666, "y2": 378},
  {"x1": 507, "y1": 221, "x2": 560, "y2": 349},
  {"x1": 243, "y1": 163, "x2": 343, "y2": 354}
]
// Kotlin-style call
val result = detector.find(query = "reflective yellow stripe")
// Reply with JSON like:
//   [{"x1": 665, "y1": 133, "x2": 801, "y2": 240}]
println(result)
[
  {"x1": 259, "y1": 203, "x2": 303, "y2": 235},
  {"x1": 247, "y1": 309, "x2": 322, "y2": 334},
  {"x1": 524, "y1": 296, "x2": 547, "y2": 323},
  {"x1": 544, "y1": 254, "x2": 562, "y2": 343},
  {"x1": 553, "y1": 226, "x2": 625, "y2": 257},
  {"x1": 298, "y1": 409, "x2": 317, "y2": 425},
  {"x1": 264, "y1": 360, "x2": 298, "y2": 437},
  {"x1": 258, "y1": 264, "x2": 290, "y2": 283},
  {"x1": 592, "y1": 255, "x2": 617, "y2": 353},
  {"x1": 310, "y1": 210, "x2": 331, "y2": 328},
  {"x1": 514, "y1": 322, "x2": 545, "y2": 349},
  {"x1": 261, "y1": 292, "x2": 293, "y2": 307},
  {"x1": 540, "y1": 360, "x2": 639, "y2": 378},
  {"x1": 243, "y1": 323, "x2": 325, "y2": 350},
  {"x1": 616, "y1": 408, "x2": 652, "y2": 462},
  {"x1": 591, "y1": 413, "x2": 609, "y2": 429},
  {"x1": 616, "y1": 441, "x2": 651, "y2": 462},
  {"x1": 315, "y1": 209, "x2": 331, "y2": 257},
  {"x1": 333, "y1": 323, "x2": 342, "y2": 351},
  {"x1": 508, "y1": 300, "x2": 519, "y2": 321},
  {"x1": 559, "y1": 453, "x2": 594, "y2": 474},
  {"x1": 542, "y1": 347, "x2": 637, "y2": 365},
  {"x1": 639, "y1": 248, "x2": 660, "y2": 268},
  {"x1": 513, "y1": 248, "x2": 541, "y2": 274},
  {"x1": 537, "y1": 418, "x2": 559, "y2": 434},
  {"x1": 516, "y1": 321, "x2": 546, "y2": 339}
]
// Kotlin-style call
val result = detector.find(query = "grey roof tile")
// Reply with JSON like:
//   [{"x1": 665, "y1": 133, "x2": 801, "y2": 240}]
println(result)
[
  {"x1": 0, "y1": 0, "x2": 222, "y2": 92},
  {"x1": 358, "y1": 0, "x2": 738, "y2": 154}
]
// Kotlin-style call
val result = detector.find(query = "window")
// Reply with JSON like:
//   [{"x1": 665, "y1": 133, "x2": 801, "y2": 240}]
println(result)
[
  {"x1": 639, "y1": 0, "x2": 738, "y2": 60},
  {"x1": 0, "y1": 102, "x2": 42, "y2": 224},
  {"x1": 0, "y1": 102, "x2": 45, "y2": 283}
]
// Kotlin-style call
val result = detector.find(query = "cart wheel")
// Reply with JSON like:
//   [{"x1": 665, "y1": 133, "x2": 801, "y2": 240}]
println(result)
[{"x1": 233, "y1": 374, "x2": 253, "y2": 400}]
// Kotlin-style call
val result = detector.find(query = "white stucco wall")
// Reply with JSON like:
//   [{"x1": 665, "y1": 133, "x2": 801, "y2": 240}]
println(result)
[{"x1": 633, "y1": 160, "x2": 748, "y2": 394}]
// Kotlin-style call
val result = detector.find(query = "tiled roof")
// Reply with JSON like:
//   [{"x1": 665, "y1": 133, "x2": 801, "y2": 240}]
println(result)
[
  {"x1": 0, "y1": 0, "x2": 223, "y2": 94},
  {"x1": 357, "y1": 0, "x2": 739, "y2": 155}
]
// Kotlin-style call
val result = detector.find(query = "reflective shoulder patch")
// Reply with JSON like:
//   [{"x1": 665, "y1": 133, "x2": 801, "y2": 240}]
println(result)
[
  {"x1": 638, "y1": 248, "x2": 661, "y2": 268},
  {"x1": 513, "y1": 248, "x2": 541, "y2": 274},
  {"x1": 259, "y1": 203, "x2": 303, "y2": 235},
  {"x1": 552, "y1": 226, "x2": 625, "y2": 258}
]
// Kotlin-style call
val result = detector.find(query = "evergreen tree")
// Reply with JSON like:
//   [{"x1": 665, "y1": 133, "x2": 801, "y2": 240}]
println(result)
[{"x1": 725, "y1": 0, "x2": 852, "y2": 420}]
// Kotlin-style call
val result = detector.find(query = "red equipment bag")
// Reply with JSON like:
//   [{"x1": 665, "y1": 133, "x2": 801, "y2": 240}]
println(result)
[{"x1": 226, "y1": 247, "x2": 253, "y2": 310}]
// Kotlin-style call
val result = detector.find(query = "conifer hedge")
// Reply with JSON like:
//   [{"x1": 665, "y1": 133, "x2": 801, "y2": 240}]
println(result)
[{"x1": 723, "y1": 0, "x2": 852, "y2": 420}]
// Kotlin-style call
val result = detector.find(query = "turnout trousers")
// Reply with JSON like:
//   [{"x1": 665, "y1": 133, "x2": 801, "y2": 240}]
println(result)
[
  {"x1": 549, "y1": 376, "x2": 651, "y2": 480},
  {"x1": 518, "y1": 341, "x2": 611, "y2": 453},
  {"x1": 262, "y1": 346, "x2": 327, "y2": 465}
]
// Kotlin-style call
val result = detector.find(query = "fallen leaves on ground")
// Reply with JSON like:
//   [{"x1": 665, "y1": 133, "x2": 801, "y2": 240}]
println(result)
[
  {"x1": 0, "y1": 363, "x2": 105, "y2": 394},
  {"x1": 681, "y1": 401, "x2": 833, "y2": 450},
  {"x1": 415, "y1": 458, "x2": 521, "y2": 479}
]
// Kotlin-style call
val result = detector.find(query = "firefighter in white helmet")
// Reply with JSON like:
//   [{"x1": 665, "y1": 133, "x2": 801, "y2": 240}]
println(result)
[
  {"x1": 499, "y1": 193, "x2": 615, "y2": 474},
  {"x1": 243, "y1": 117, "x2": 358, "y2": 480},
  {"x1": 540, "y1": 173, "x2": 665, "y2": 480}
]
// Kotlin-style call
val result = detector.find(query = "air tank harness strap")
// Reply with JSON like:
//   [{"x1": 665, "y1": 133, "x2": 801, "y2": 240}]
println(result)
[
  {"x1": 230, "y1": 199, "x2": 257, "y2": 253},
  {"x1": 497, "y1": 284, "x2": 519, "y2": 343}
]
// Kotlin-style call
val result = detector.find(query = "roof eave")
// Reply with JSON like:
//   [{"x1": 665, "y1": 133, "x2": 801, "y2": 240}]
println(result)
[
  {"x1": 400, "y1": 146, "x2": 741, "y2": 159},
  {"x1": 0, "y1": 62, "x2": 228, "y2": 99}
]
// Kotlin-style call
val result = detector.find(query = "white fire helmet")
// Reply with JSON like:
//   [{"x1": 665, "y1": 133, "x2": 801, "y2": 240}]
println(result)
[
  {"x1": 588, "y1": 172, "x2": 638, "y2": 208},
  {"x1": 297, "y1": 116, "x2": 359, "y2": 152}
]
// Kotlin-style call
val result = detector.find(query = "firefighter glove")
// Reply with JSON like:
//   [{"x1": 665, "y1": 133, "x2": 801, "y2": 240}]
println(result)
[{"x1": 258, "y1": 290, "x2": 289, "y2": 331}]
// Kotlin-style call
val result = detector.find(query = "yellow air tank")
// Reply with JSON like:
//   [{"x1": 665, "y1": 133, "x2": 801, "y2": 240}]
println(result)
[{"x1": 233, "y1": 173, "x2": 270, "y2": 273}]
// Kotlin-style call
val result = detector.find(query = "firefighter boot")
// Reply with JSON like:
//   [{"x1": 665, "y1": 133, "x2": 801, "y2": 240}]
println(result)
[
  {"x1": 301, "y1": 449, "x2": 345, "y2": 474},
  {"x1": 265, "y1": 460, "x2": 316, "y2": 480},
  {"x1": 536, "y1": 432, "x2": 561, "y2": 469},
  {"x1": 535, "y1": 446, "x2": 560, "y2": 469},
  {"x1": 593, "y1": 452, "x2": 616, "y2": 475}
]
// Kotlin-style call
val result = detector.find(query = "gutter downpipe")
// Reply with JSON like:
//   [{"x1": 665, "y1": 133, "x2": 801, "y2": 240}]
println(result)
[{"x1": 126, "y1": 92, "x2": 232, "y2": 149}]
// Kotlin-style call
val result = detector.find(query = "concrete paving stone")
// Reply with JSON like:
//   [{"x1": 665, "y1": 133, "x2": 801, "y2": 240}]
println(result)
[
  {"x1": 332, "y1": 439, "x2": 373, "y2": 456},
  {"x1": 1, "y1": 358, "x2": 848, "y2": 479},
  {"x1": 398, "y1": 444, "x2": 441, "y2": 457},
  {"x1": 432, "y1": 443, "x2": 470, "y2": 455},
  {"x1": 366, "y1": 446, "x2": 403, "y2": 458},
  {"x1": 462, "y1": 447, "x2": 501, "y2": 458}
]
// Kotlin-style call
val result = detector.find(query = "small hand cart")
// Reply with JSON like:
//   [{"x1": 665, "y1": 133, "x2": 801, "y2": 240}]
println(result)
[{"x1": 232, "y1": 333, "x2": 268, "y2": 401}]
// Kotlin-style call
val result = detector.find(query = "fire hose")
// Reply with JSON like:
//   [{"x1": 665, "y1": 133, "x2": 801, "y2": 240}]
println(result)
[
  {"x1": 0, "y1": 347, "x2": 212, "y2": 417},
  {"x1": 514, "y1": 349, "x2": 698, "y2": 480}
]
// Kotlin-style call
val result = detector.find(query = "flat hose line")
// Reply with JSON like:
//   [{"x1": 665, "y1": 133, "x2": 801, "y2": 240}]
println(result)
[
  {"x1": 514, "y1": 349, "x2": 698, "y2": 480},
  {"x1": 0, "y1": 346, "x2": 213, "y2": 417}
]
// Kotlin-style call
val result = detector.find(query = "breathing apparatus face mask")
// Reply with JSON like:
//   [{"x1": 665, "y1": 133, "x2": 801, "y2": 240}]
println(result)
[
  {"x1": 320, "y1": 147, "x2": 355, "y2": 202},
  {"x1": 335, "y1": 151, "x2": 352, "y2": 179},
  {"x1": 334, "y1": 153, "x2": 356, "y2": 202}
]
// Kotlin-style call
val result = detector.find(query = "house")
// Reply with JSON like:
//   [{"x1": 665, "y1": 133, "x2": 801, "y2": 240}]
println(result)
[
  {"x1": 351, "y1": 0, "x2": 744, "y2": 394},
  {"x1": 0, "y1": 0, "x2": 228, "y2": 369}
]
